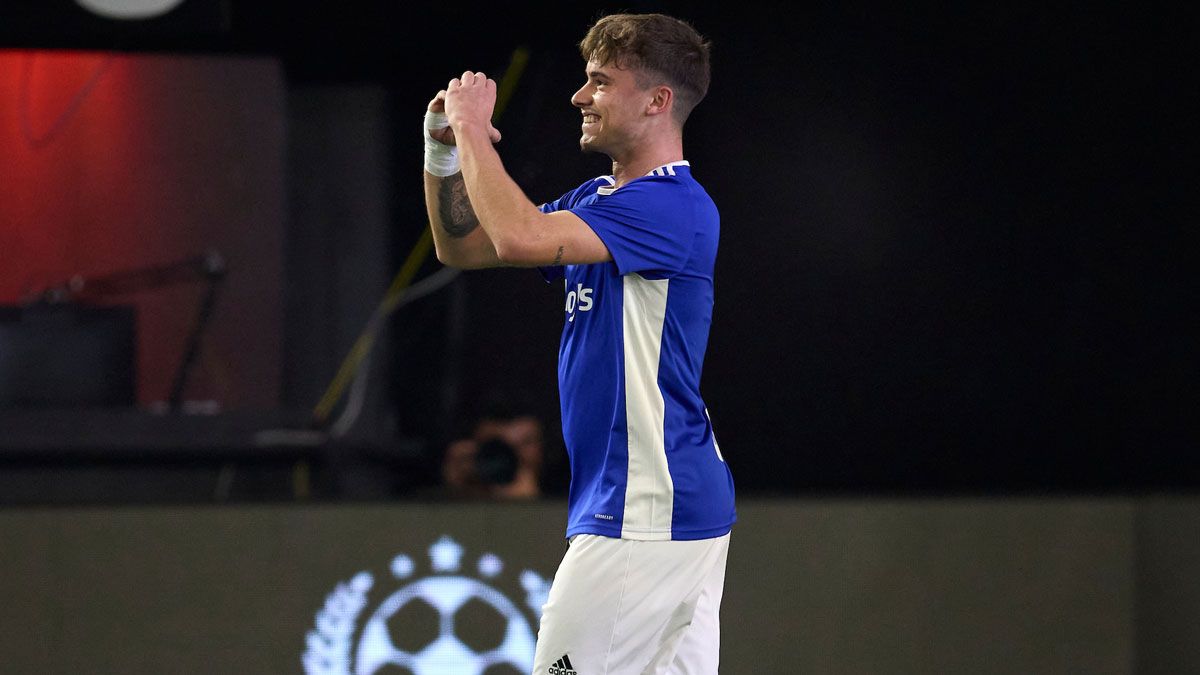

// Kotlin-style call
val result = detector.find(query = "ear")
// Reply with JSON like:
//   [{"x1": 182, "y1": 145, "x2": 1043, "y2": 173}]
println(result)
[{"x1": 645, "y1": 85, "x2": 674, "y2": 117}]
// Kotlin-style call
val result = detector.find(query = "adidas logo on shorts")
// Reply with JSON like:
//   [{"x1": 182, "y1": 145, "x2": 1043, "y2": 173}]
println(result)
[{"x1": 548, "y1": 653, "x2": 578, "y2": 674}]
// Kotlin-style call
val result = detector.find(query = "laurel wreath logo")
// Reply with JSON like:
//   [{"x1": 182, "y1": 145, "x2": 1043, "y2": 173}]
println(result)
[
  {"x1": 303, "y1": 571, "x2": 374, "y2": 675},
  {"x1": 302, "y1": 536, "x2": 552, "y2": 675}
]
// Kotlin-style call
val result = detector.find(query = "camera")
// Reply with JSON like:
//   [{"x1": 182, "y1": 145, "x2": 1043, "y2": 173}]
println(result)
[{"x1": 473, "y1": 437, "x2": 518, "y2": 485}]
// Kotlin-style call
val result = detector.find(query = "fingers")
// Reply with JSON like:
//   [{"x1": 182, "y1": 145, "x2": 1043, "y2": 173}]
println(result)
[
  {"x1": 449, "y1": 71, "x2": 496, "y2": 89},
  {"x1": 427, "y1": 90, "x2": 447, "y2": 113},
  {"x1": 429, "y1": 127, "x2": 455, "y2": 146},
  {"x1": 439, "y1": 71, "x2": 499, "y2": 143},
  {"x1": 427, "y1": 125, "x2": 496, "y2": 147}
]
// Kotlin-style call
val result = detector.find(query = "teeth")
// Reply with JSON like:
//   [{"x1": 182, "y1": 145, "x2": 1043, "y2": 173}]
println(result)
[{"x1": 583, "y1": 114, "x2": 599, "y2": 122}]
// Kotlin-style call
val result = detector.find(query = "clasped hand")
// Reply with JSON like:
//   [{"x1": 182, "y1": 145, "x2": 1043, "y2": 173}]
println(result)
[{"x1": 427, "y1": 70, "x2": 503, "y2": 146}]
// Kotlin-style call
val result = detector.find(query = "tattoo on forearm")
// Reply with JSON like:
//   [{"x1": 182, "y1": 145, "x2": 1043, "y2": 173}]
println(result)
[
  {"x1": 552, "y1": 246, "x2": 564, "y2": 266},
  {"x1": 436, "y1": 173, "x2": 480, "y2": 238}
]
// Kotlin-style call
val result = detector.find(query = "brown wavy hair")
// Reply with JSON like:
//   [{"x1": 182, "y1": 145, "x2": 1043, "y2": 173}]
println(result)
[{"x1": 579, "y1": 13, "x2": 712, "y2": 126}]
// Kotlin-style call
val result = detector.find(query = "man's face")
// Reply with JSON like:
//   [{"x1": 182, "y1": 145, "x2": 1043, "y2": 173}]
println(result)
[
  {"x1": 571, "y1": 59, "x2": 652, "y2": 155},
  {"x1": 475, "y1": 416, "x2": 543, "y2": 467}
]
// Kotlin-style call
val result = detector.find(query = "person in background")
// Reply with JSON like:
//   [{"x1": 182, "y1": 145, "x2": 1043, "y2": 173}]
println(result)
[{"x1": 441, "y1": 405, "x2": 544, "y2": 500}]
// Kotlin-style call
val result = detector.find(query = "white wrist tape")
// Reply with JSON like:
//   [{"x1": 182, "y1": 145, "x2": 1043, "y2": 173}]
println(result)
[{"x1": 423, "y1": 111, "x2": 460, "y2": 177}]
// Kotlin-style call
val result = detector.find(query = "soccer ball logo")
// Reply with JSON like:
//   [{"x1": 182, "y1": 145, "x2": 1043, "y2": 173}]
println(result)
[{"x1": 303, "y1": 536, "x2": 551, "y2": 675}]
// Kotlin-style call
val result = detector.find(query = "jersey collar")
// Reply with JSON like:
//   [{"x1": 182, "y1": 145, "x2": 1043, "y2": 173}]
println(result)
[
  {"x1": 644, "y1": 160, "x2": 690, "y2": 177},
  {"x1": 597, "y1": 160, "x2": 690, "y2": 195}
]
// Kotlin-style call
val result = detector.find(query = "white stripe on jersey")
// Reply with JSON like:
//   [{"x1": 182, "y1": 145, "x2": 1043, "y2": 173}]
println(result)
[
  {"x1": 621, "y1": 273, "x2": 674, "y2": 539},
  {"x1": 705, "y1": 407, "x2": 726, "y2": 462},
  {"x1": 595, "y1": 162, "x2": 689, "y2": 195}
]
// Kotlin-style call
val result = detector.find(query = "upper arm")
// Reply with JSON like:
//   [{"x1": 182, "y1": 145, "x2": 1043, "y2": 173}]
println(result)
[{"x1": 495, "y1": 210, "x2": 612, "y2": 268}]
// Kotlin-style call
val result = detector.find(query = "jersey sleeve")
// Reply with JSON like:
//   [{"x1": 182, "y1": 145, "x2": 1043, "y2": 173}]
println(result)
[{"x1": 568, "y1": 179, "x2": 697, "y2": 277}]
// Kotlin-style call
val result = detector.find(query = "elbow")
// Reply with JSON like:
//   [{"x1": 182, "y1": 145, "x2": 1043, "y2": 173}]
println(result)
[
  {"x1": 491, "y1": 217, "x2": 545, "y2": 267},
  {"x1": 492, "y1": 238, "x2": 537, "y2": 267},
  {"x1": 433, "y1": 242, "x2": 455, "y2": 267},
  {"x1": 434, "y1": 240, "x2": 495, "y2": 270},
  {"x1": 492, "y1": 239, "x2": 518, "y2": 266},
  {"x1": 433, "y1": 242, "x2": 467, "y2": 269}
]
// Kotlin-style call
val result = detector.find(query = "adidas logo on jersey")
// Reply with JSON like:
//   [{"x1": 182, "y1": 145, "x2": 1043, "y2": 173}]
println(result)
[{"x1": 548, "y1": 653, "x2": 578, "y2": 674}]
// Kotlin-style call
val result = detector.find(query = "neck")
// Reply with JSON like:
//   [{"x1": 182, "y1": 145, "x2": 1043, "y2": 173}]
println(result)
[{"x1": 609, "y1": 130, "x2": 684, "y2": 187}]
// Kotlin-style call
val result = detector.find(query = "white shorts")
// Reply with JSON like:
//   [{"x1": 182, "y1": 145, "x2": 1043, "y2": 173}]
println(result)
[{"x1": 532, "y1": 532, "x2": 731, "y2": 675}]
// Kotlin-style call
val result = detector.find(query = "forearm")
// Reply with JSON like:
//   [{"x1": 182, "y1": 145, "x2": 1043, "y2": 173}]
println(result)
[
  {"x1": 455, "y1": 124, "x2": 546, "y2": 263},
  {"x1": 442, "y1": 74, "x2": 609, "y2": 267},
  {"x1": 424, "y1": 170, "x2": 502, "y2": 268},
  {"x1": 426, "y1": 170, "x2": 480, "y2": 238}
]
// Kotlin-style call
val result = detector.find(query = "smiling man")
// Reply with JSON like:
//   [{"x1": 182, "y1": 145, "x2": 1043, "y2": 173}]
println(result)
[{"x1": 422, "y1": 13, "x2": 735, "y2": 674}]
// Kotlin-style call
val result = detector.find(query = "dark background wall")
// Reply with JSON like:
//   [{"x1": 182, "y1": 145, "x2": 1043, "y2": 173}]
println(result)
[
  {"x1": 0, "y1": 1, "x2": 1190, "y2": 496},
  {"x1": 378, "y1": 3, "x2": 1191, "y2": 493}
]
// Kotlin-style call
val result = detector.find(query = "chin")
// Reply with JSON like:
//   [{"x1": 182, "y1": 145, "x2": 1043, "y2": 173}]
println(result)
[{"x1": 579, "y1": 136, "x2": 603, "y2": 154}]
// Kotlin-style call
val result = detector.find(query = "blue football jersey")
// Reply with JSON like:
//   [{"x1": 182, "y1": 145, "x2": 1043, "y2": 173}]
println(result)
[{"x1": 539, "y1": 161, "x2": 736, "y2": 541}]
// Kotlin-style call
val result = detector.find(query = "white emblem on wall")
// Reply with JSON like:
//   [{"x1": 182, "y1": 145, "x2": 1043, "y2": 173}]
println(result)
[{"x1": 303, "y1": 535, "x2": 552, "y2": 675}]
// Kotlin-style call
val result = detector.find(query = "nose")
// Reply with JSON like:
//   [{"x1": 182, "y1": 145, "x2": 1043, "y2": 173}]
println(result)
[{"x1": 571, "y1": 82, "x2": 592, "y2": 108}]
